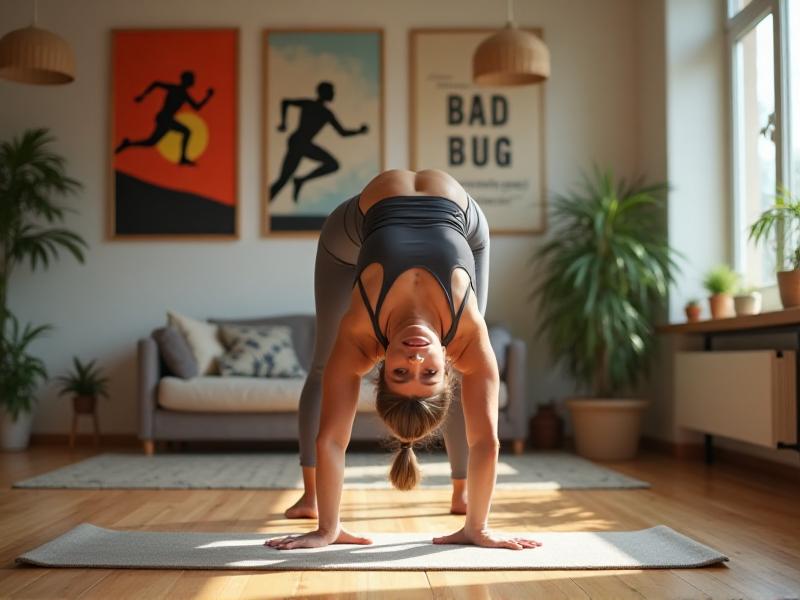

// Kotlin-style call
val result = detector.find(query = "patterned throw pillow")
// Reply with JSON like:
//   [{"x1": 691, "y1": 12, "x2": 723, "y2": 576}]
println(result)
[
  {"x1": 166, "y1": 310, "x2": 225, "y2": 375},
  {"x1": 218, "y1": 325, "x2": 307, "y2": 378}
]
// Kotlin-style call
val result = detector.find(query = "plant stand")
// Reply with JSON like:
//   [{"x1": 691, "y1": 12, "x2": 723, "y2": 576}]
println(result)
[{"x1": 70, "y1": 395, "x2": 100, "y2": 448}]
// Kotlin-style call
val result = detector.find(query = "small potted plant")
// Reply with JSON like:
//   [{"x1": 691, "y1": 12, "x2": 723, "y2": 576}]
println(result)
[
  {"x1": 749, "y1": 186, "x2": 800, "y2": 308},
  {"x1": 55, "y1": 357, "x2": 110, "y2": 415},
  {"x1": 703, "y1": 265, "x2": 739, "y2": 319},
  {"x1": 734, "y1": 284, "x2": 762, "y2": 316},
  {"x1": 684, "y1": 299, "x2": 702, "y2": 322}
]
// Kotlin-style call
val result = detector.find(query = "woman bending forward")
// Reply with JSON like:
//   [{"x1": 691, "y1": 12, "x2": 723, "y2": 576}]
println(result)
[{"x1": 267, "y1": 169, "x2": 540, "y2": 551}]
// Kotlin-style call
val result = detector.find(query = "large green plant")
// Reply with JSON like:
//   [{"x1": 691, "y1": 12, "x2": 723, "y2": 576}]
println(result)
[
  {"x1": 0, "y1": 128, "x2": 88, "y2": 419},
  {"x1": 532, "y1": 167, "x2": 677, "y2": 398}
]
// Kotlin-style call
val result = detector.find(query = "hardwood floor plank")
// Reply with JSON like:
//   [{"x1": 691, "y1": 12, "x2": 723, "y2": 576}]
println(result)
[
  {"x1": 10, "y1": 567, "x2": 113, "y2": 599},
  {"x1": 428, "y1": 570, "x2": 590, "y2": 600}
]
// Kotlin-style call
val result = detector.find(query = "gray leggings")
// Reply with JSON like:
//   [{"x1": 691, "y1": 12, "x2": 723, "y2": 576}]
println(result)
[{"x1": 298, "y1": 193, "x2": 490, "y2": 479}]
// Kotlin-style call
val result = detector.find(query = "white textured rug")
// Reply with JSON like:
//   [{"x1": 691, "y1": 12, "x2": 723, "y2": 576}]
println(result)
[
  {"x1": 12, "y1": 452, "x2": 648, "y2": 490},
  {"x1": 15, "y1": 523, "x2": 727, "y2": 570}
]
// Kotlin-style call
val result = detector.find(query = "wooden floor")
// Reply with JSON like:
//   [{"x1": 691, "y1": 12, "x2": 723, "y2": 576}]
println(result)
[{"x1": 0, "y1": 445, "x2": 799, "y2": 600}]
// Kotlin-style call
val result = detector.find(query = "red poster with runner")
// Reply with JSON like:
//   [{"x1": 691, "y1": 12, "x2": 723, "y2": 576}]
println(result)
[{"x1": 110, "y1": 29, "x2": 238, "y2": 238}]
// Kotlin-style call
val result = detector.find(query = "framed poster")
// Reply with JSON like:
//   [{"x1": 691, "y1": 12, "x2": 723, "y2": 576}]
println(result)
[
  {"x1": 409, "y1": 29, "x2": 546, "y2": 234},
  {"x1": 263, "y1": 29, "x2": 384, "y2": 235},
  {"x1": 109, "y1": 29, "x2": 238, "y2": 239}
]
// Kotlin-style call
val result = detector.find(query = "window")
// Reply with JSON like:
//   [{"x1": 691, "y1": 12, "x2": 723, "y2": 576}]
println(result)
[
  {"x1": 729, "y1": 0, "x2": 795, "y2": 287},
  {"x1": 789, "y1": 0, "x2": 800, "y2": 194}
]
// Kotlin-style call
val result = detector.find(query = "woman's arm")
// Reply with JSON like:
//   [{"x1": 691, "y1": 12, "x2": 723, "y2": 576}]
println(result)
[
  {"x1": 267, "y1": 314, "x2": 376, "y2": 550},
  {"x1": 434, "y1": 320, "x2": 541, "y2": 550},
  {"x1": 458, "y1": 321, "x2": 501, "y2": 530},
  {"x1": 315, "y1": 326, "x2": 374, "y2": 535}
]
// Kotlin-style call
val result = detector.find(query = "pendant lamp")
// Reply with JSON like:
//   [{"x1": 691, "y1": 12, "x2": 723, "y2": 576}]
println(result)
[
  {"x1": 0, "y1": 0, "x2": 74, "y2": 85},
  {"x1": 473, "y1": 0, "x2": 550, "y2": 86}
]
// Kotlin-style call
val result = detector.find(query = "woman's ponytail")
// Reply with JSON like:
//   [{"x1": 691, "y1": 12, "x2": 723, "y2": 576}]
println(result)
[{"x1": 389, "y1": 442, "x2": 421, "y2": 490}]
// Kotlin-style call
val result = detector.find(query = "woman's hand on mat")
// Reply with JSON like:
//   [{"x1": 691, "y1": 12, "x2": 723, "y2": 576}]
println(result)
[
  {"x1": 265, "y1": 527, "x2": 373, "y2": 550},
  {"x1": 432, "y1": 527, "x2": 541, "y2": 550}
]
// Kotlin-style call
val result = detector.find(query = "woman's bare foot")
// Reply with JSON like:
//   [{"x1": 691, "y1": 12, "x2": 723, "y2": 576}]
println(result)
[
  {"x1": 284, "y1": 466, "x2": 318, "y2": 519},
  {"x1": 284, "y1": 493, "x2": 318, "y2": 519},
  {"x1": 450, "y1": 478, "x2": 467, "y2": 515}
]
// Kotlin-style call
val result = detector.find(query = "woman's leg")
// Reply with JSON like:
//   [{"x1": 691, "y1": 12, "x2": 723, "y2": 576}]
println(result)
[
  {"x1": 441, "y1": 193, "x2": 490, "y2": 513},
  {"x1": 285, "y1": 194, "x2": 363, "y2": 518}
]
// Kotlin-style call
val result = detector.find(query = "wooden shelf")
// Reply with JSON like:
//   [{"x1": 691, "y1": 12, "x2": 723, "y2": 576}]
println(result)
[{"x1": 656, "y1": 307, "x2": 800, "y2": 335}]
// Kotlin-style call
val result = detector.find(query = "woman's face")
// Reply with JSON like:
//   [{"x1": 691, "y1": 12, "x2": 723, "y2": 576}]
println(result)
[{"x1": 383, "y1": 323, "x2": 446, "y2": 396}]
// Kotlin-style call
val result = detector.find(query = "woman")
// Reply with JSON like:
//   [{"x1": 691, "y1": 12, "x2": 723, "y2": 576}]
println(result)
[{"x1": 269, "y1": 169, "x2": 540, "y2": 551}]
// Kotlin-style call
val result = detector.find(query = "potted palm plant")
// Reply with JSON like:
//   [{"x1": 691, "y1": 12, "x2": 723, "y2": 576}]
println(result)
[
  {"x1": 533, "y1": 166, "x2": 676, "y2": 460},
  {"x1": 703, "y1": 265, "x2": 739, "y2": 319},
  {"x1": 0, "y1": 129, "x2": 88, "y2": 450},
  {"x1": 55, "y1": 357, "x2": 110, "y2": 412},
  {"x1": 749, "y1": 186, "x2": 800, "y2": 308}
]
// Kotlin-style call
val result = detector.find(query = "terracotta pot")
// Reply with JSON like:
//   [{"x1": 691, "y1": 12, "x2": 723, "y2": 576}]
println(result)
[
  {"x1": 565, "y1": 398, "x2": 648, "y2": 460},
  {"x1": 684, "y1": 304, "x2": 701, "y2": 322},
  {"x1": 72, "y1": 395, "x2": 96, "y2": 414},
  {"x1": 733, "y1": 292, "x2": 762, "y2": 316},
  {"x1": 777, "y1": 270, "x2": 800, "y2": 308},
  {"x1": 708, "y1": 293, "x2": 734, "y2": 319},
  {"x1": 529, "y1": 404, "x2": 564, "y2": 450}
]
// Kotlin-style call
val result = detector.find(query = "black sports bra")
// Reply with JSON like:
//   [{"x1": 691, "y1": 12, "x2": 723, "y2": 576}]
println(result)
[{"x1": 353, "y1": 195, "x2": 476, "y2": 349}]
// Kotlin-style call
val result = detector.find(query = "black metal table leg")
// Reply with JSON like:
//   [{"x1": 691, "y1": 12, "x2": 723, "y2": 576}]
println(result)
[{"x1": 704, "y1": 434, "x2": 714, "y2": 464}]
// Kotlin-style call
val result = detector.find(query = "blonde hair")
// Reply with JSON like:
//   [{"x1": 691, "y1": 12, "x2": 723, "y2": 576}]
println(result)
[{"x1": 374, "y1": 360, "x2": 456, "y2": 490}]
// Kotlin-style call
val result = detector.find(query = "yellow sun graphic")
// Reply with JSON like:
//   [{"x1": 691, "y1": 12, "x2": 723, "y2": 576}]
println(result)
[{"x1": 156, "y1": 112, "x2": 209, "y2": 163}]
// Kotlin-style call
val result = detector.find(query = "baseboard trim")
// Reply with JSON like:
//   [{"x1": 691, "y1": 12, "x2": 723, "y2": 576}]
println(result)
[
  {"x1": 640, "y1": 435, "x2": 704, "y2": 460},
  {"x1": 641, "y1": 435, "x2": 800, "y2": 480}
]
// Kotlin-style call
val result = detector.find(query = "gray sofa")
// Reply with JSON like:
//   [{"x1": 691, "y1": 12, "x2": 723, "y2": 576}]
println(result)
[{"x1": 138, "y1": 313, "x2": 528, "y2": 454}]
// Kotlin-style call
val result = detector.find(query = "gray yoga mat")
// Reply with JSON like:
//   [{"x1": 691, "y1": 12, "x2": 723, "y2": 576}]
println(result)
[{"x1": 16, "y1": 524, "x2": 728, "y2": 571}]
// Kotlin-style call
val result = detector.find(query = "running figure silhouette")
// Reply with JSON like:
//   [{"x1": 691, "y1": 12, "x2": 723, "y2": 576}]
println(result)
[
  {"x1": 115, "y1": 70, "x2": 214, "y2": 166},
  {"x1": 269, "y1": 81, "x2": 369, "y2": 202}
]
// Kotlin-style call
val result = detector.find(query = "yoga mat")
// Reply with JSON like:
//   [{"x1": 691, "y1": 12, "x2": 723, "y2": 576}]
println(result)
[{"x1": 16, "y1": 524, "x2": 728, "y2": 570}]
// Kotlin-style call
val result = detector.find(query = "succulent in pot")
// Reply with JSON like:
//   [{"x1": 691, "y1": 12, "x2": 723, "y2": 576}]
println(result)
[
  {"x1": 684, "y1": 298, "x2": 702, "y2": 322},
  {"x1": 703, "y1": 265, "x2": 739, "y2": 319}
]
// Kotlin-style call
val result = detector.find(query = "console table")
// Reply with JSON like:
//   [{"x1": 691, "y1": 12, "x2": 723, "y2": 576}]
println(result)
[{"x1": 657, "y1": 307, "x2": 800, "y2": 463}]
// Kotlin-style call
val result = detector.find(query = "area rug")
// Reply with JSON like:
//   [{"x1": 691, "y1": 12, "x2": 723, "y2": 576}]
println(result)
[
  {"x1": 12, "y1": 451, "x2": 649, "y2": 490},
  {"x1": 15, "y1": 523, "x2": 727, "y2": 570}
]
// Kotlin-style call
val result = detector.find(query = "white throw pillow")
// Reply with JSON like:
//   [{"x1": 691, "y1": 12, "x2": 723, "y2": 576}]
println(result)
[
  {"x1": 166, "y1": 310, "x2": 225, "y2": 375},
  {"x1": 218, "y1": 324, "x2": 307, "y2": 378}
]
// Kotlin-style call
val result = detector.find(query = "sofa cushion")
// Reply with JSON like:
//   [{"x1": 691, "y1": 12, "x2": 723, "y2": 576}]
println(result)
[
  {"x1": 151, "y1": 326, "x2": 198, "y2": 379},
  {"x1": 167, "y1": 310, "x2": 225, "y2": 375},
  {"x1": 208, "y1": 314, "x2": 315, "y2": 371},
  {"x1": 156, "y1": 376, "x2": 508, "y2": 413},
  {"x1": 158, "y1": 376, "x2": 376, "y2": 413},
  {"x1": 218, "y1": 324, "x2": 307, "y2": 378}
]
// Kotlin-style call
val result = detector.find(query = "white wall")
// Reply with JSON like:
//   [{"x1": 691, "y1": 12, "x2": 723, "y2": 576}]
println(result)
[
  {"x1": 665, "y1": 0, "x2": 731, "y2": 323},
  {"x1": 0, "y1": 0, "x2": 643, "y2": 435}
]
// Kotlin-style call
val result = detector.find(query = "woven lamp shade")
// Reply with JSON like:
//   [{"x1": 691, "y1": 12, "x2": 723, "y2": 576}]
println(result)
[
  {"x1": 0, "y1": 26, "x2": 75, "y2": 85},
  {"x1": 473, "y1": 24, "x2": 550, "y2": 86}
]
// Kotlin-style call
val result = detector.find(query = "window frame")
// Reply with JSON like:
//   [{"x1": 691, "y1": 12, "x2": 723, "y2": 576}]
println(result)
[{"x1": 727, "y1": 0, "x2": 791, "y2": 281}]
